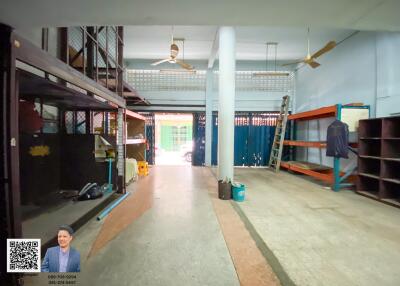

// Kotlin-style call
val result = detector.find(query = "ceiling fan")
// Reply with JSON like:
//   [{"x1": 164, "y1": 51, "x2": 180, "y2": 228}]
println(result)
[
  {"x1": 151, "y1": 30, "x2": 194, "y2": 71},
  {"x1": 283, "y1": 28, "x2": 336, "y2": 69}
]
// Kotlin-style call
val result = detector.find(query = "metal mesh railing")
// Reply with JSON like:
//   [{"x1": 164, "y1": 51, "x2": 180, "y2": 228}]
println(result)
[
  {"x1": 64, "y1": 111, "x2": 86, "y2": 134},
  {"x1": 97, "y1": 27, "x2": 117, "y2": 68},
  {"x1": 76, "y1": 111, "x2": 86, "y2": 134},
  {"x1": 69, "y1": 27, "x2": 84, "y2": 58},
  {"x1": 68, "y1": 26, "x2": 121, "y2": 83},
  {"x1": 92, "y1": 112, "x2": 104, "y2": 134},
  {"x1": 64, "y1": 111, "x2": 74, "y2": 134},
  {"x1": 64, "y1": 111, "x2": 117, "y2": 135}
]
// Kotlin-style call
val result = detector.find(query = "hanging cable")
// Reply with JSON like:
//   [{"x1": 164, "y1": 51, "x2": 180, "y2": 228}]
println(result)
[
  {"x1": 265, "y1": 42, "x2": 269, "y2": 72},
  {"x1": 274, "y1": 43, "x2": 278, "y2": 72},
  {"x1": 295, "y1": 30, "x2": 360, "y2": 72}
]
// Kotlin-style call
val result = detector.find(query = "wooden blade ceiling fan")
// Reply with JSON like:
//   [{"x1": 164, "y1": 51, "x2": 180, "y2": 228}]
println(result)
[
  {"x1": 151, "y1": 28, "x2": 194, "y2": 71},
  {"x1": 283, "y1": 28, "x2": 336, "y2": 69}
]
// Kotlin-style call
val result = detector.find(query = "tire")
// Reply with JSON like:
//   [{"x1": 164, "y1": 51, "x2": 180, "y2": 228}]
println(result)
[{"x1": 185, "y1": 152, "x2": 192, "y2": 162}]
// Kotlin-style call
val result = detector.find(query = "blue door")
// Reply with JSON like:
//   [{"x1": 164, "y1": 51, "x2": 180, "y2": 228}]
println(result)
[
  {"x1": 141, "y1": 112, "x2": 155, "y2": 165},
  {"x1": 203, "y1": 112, "x2": 279, "y2": 167}
]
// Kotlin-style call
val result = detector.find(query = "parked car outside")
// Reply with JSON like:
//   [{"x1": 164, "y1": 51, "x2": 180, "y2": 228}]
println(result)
[{"x1": 180, "y1": 142, "x2": 193, "y2": 162}]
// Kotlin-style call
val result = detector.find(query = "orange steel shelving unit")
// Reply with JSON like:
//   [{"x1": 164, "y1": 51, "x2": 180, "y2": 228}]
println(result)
[{"x1": 281, "y1": 104, "x2": 370, "y2": 191}]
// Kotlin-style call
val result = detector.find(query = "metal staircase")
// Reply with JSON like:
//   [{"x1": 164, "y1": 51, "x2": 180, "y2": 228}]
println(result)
[{"x1": 268, "y1": 95, "x2": 290, "y2": 172}]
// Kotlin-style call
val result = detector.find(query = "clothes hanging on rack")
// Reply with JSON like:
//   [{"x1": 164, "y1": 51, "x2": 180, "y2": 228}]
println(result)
[{"x1": 326, "y1": 120, "x2": 349, "y2": 159}]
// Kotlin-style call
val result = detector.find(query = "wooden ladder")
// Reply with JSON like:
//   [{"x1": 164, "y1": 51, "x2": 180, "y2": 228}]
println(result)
[{"x1": 268, "y1": 95, "x2": 290, "y2": 172}]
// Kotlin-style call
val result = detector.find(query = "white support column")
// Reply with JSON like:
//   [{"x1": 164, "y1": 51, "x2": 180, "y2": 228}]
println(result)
[
  {"x1": 218, "y1": 26, "x2": 235, "y2": 181},
  {"x1": 205, "y1": 68, "x2": 214, "y2": 166}
]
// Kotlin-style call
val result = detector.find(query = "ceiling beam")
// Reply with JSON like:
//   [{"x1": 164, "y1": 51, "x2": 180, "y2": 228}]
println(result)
[{"x1": 208, "y1": 29, "x2": 219, "y2": 69}]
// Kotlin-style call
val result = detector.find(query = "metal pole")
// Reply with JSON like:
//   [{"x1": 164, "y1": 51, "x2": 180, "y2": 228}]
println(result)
[
  {"x1": 108, "y1": 158, "x2": 113, "y2": 192},
  {"x1": 205, "y1": 68, "x2": 214, "y2": 166},
  {"x1": 333, "y1": 104, "x2": 342, "y2": 191},
  {"x1": 117, "y1": 26, "x2": 124, "y2": 97},
  {"x1": 7, "y1": 30, "x2": 22, "y2": 239},
  {"x1": 86, "y1": 27, "x2": 95, "y2": 80},
  {"x1": 97, "y1": 192, "x2": 131, "y2": 220},
  {"x1": 106, "y1": 26, "x2": 109, "y2": 89},
  {"x1": 82, "y1": 27, "x2": 86, "y2": 76}
]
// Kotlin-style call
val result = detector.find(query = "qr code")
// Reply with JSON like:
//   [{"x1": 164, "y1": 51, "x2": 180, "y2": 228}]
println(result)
[{"x1": 7, "y1": 239, "x2": 41, "y2": 273}]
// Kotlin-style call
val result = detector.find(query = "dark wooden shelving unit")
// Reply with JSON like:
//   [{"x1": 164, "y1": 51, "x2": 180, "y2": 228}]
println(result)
[{"x1": 357, "y1": 116, "x2": 400, "y2": 208}]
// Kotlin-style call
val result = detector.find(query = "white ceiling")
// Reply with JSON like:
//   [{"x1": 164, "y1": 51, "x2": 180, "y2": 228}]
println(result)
[
  {"x1": 124, "y1": 26, "x2": 355, "y2": 60},
  {"x1": 2, "y1": 0, "x2": 399, "y2": 61},
  {"x1": 1, "y1": 0, "x2": 400, "y2": 31}
]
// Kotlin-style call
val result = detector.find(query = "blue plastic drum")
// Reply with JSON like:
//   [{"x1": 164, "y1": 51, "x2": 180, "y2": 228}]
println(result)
[{"x1": 232, "y1": 183, "x2": 245, "y2": 202}]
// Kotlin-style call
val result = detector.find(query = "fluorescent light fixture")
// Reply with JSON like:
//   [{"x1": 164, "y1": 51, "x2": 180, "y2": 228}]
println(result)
[
  {"x1": 159, "y1": 69, "x2": 196, "y2": 74},
  {"x1": 254, "y1": 43, "x2": 290, "y2": 77},
  {"x1": 252, "y1": 72, "x2": 290, "y2": 77}
]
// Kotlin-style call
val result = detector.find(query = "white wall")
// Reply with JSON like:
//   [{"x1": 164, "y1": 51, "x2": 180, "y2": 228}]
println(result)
[
  {"x1": 295, "y1": 31, "x2": 377, "y2": 115},
  {"x1": 376, "y1": 32, "x2": 400, "y2": 117},
  {"x1": 296, "y1": 30, "x2": 400, "y2": 118},
  {"x1": 294, "y1": 31, "x2": 400, "y2": 170}
]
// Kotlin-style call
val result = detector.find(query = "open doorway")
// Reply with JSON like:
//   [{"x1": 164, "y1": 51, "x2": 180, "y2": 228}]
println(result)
[{"x1": 155, "y1": 113, "x2": 193, "y2": 165}]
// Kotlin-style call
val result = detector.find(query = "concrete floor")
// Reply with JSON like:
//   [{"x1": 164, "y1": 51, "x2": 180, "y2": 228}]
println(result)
[
  {"x1": 234, "y1": 168, "x2": 400, "y2": 286},
  {"x1": 24, "y1": 166, "x2": 400, "y2": 286},
  {"x1": 155, "y1": 150, "x2": 191, "y2": 166},
  {"x1": 26, "y1": 166, "x2": 242, "y2": 285},
  {"x1": 81, "y1": 166, "x2": 241, "y2": 286},
  {"x1": 22, "y1": 191, "x2": 115, "y2": 244}
]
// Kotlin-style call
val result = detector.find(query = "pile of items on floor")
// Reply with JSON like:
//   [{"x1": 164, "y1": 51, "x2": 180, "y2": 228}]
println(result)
[{"x1": 60, "y1": 182, "x2": 110, "y2": 201}]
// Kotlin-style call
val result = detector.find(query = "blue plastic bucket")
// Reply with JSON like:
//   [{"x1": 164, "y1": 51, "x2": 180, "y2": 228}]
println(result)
[{"x1": 232, "y1": 183, "x2": 245, "y2": 202}]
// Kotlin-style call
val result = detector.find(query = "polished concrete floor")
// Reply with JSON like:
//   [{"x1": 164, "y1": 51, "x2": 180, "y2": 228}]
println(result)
[
  {"x1": 80, "y1": 166, "x2": 241, "y2": 286},
  {"x1": 234, "y1": 168, "x2": 400, "y2": 286},
  {"x1": 25, "y1": 166, "x2": 400, "y2": 286},
  {"x1": 27, "y1": 166, "x2": 260, "y2": 285},
  {"x1": 22, "y1": 191, "x2": 115, "y2": 244}
]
